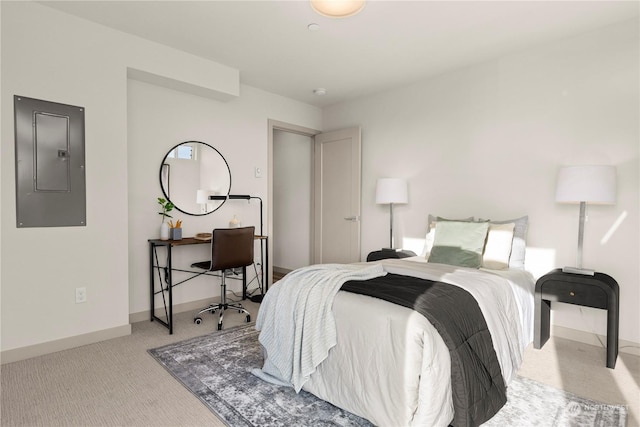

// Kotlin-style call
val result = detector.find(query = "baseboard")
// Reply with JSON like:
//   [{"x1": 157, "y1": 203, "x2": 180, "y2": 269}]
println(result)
[
  {"x1": 1, "y1": 324, "x2": 132, "y2": 364},
  {"x1": 552, "y1": 324, "x2": 640, "y2": 357},
  {"x1": 129, "y1": 296, "x2": 220, "y2": 324}
]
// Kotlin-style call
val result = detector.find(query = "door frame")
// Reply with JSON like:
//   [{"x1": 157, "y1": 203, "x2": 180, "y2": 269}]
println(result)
[{"x1": 268, "y1": 119, "x2": 320, "y2": 286}]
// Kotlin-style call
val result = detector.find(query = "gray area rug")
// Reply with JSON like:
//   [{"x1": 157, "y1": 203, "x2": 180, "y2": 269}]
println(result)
[{"x1": 148, "y1": 324, "x2": 627, "y2": 427}]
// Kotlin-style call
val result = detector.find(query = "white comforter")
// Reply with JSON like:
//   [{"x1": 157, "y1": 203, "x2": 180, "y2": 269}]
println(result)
[
  {"x1": 253, "y1": 263, "x2": 386, "y2": 391},
  {"x1": 256, "y1": 257, "x2": 535, "y2": 426}
]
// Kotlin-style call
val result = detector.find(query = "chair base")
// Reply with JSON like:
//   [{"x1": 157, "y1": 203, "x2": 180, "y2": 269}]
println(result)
[{"x1": 194, "y1": 302, "x2": 251, "y2": 330}]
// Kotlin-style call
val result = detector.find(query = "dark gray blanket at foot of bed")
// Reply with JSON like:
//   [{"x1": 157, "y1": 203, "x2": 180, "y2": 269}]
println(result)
[{"x1": 342, "y1": 273, "x2": 506, "y2": 427}]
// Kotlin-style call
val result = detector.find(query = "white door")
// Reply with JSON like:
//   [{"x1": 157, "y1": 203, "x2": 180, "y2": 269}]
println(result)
[{"x1": 313, "y1": 127, "x2": 361, "y2": 264}]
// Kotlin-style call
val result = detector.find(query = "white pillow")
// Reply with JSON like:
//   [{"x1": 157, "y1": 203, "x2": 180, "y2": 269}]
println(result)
[
  {"x1": 488, "y1": 216, "x2": 529, "y2": 269},
  {"x1": 482, "y1": 222, "x2": 515, "y2": 270},
  {"x1": 422, "y1": 225, "x2": 436, "y2": 260}
]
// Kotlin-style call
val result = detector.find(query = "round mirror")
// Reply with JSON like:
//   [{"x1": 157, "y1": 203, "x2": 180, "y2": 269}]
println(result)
[{"x1": 159, "y1": 141, "x2": 231, "y2": 216}]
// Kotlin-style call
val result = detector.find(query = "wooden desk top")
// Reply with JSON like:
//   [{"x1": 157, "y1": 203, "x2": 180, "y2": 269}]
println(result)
[{"x1": 149, "y1": 235, "x2": 267, "y2": 246}]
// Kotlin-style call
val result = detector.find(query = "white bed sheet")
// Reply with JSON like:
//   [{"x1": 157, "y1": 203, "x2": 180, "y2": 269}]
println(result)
[{"x1": 301, "y1": 258, "x2": 535, "y2": 427}]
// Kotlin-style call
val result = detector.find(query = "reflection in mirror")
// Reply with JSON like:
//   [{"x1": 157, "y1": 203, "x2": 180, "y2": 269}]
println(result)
[{"x1": 159, "y1": 141, "x2": 231, "y2": 216}]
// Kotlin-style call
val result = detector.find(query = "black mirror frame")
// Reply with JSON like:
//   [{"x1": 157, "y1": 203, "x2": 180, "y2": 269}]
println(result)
[{"x1": 159, "y1": 141, "x2": 232, "y2": 216}]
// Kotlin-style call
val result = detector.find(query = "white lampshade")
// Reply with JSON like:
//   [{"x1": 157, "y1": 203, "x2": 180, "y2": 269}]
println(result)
[
  {"x1": 196, "y1": 189, "x2": 213, "y2": 204},
  {"x1": 555, "y1": 165, "x2": 616, "y2": 204},
  {"x1": 310, "y1": 0, "x2": 365, "y2": 18},
  {"x1": 376, "y1": 178, "x2": 408, "y2": 204}
]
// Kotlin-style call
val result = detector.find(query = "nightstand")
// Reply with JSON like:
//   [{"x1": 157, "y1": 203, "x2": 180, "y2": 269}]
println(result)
[
  {"x1": 366, "y1": 249, "x2": 416, "y2": 262},
  {"x1": 534, "y1": 268, "x2": 619, "y2": 368}
]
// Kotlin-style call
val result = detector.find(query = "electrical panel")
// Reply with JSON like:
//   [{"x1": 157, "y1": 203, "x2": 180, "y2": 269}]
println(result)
[{"x1": 14, "y1": 95, "x2": 86, "y2": 227}]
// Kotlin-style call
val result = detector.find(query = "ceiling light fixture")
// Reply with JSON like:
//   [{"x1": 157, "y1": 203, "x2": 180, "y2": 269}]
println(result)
[
  {"x1": 313, "y1": 88, "x2": 327, "y2": 96},
  {"x1": 310, "y1": 0, "x2": 365, "y2": 18}
]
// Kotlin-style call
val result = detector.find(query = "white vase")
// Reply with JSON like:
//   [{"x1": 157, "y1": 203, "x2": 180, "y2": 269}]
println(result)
[
  {"x1": 160, "y1": 222, "x2": 170, "y2": 240},
  {"x1": 229, "y1": 215, "x2": 241, "y2": 228}
]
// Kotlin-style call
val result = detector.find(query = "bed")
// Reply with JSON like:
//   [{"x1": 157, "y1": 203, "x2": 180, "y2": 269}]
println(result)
[{"x1": 253, "y1": 216, "x2": 535, "y2": 427}]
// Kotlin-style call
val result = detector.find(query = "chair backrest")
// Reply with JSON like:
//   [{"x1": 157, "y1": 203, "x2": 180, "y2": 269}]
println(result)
[{"x1": 210, "y1": 226, "x2": 255, "y2": 271}]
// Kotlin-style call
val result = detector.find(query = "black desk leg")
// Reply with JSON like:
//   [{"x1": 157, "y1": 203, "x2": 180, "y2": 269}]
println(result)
[
  {"x1": 242, "y1": 266, "x2": 247, "y2": 300},
  {"x1": 265, "y1": 238, "x2": 269, "y2": 293},
  {"x1": 149, "y1": 243, "x2": 172, "y2": 333},
  {"x1": 535, "y1": 298, "x2": 551, "y2": 349},
  {"x1": 149, "y1": 243, "x2": 154, "y2": 322},
  {"x1": 167, "y1": 247, "x2": 173, "y2": 334}
]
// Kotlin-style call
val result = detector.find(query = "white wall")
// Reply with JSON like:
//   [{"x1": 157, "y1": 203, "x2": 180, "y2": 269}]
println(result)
[
  {"x1": 0, "y1": 1, "x2": 321, "y2": 358},
  {"x1": 273, "y1": 130, "x2": 312, "y2": 270},
  {"x1": 127, "y1": 81, "x2": 321, "y2": 315},
  {"x1": 323, "y1": 20, "x2": 639, "y2": 344},
  {"x1": 2, "y1": 2, "x2": 131, "y2": 355}
]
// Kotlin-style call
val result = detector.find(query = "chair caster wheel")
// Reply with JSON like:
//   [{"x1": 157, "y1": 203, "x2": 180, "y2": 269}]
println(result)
[
  {"x1": 194, "y1": 317, "x2": 202, "y2": 325},
  {"x1": 246, "y1": 315, "x2": 251, "y2": 323},
  {"x1": 217, "y1": 323, "x2": 222, "y2": 331}
]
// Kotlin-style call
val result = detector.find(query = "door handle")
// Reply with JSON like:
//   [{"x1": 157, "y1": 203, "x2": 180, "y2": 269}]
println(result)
[{"x1": 344, "y1": 216, "x2": 360, "y2": 222}]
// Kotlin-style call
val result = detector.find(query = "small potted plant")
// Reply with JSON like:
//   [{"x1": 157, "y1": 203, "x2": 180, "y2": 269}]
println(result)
[{"x1": 157, "y1": 197, "x2": 174, "y2": 240}]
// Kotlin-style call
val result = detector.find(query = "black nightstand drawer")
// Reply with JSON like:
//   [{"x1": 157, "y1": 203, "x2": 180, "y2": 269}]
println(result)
[{"x1": 539, "y1": 279, "x2": 607, "y2": 309}]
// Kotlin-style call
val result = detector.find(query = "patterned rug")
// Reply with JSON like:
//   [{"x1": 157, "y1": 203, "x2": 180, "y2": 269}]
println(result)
[{"x1": 148, "y1": 324, "x2": 627, "y2": 427}]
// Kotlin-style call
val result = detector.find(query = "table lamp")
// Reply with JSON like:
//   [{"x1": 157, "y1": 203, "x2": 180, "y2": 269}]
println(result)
[
  {"x1": 196, "y1": 189, "x2": 214, "y2": 214},
  {"x1": 555, "y1": 165, "x2": 616, "y2": 275},
  {"x1": 375, "y1": 178, "x2": 408, "y2": 250}
]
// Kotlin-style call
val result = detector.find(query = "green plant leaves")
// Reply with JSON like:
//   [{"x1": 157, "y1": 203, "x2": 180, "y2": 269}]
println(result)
[{"x1": 157, "y1": 197, "x2": 175, "y2": 220}]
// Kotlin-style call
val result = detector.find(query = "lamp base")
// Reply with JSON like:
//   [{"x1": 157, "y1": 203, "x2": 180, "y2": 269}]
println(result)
[
  {"x1": 249, "y1": 294, "x2": 264, "y2": 303},
  {"x1": 562, "y1": 266, "x2": 595, "y2": 276}
]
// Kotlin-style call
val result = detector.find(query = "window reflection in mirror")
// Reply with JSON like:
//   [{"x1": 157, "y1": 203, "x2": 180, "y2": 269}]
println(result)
[
  {"x1": 167, "y1": 144, "x2": 194, "y2": 160},
  {"x1": 159, "y1": 141, "x2": 231, "y2": 216}
]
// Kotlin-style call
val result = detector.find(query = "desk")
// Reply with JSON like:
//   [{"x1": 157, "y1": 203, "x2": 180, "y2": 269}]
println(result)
[
  {"x1": 534, "y1": 268, "x2": 619, "y2": 368},
  {"x1": 149, "y1": 235, "x2": 268, "y2": 334}
]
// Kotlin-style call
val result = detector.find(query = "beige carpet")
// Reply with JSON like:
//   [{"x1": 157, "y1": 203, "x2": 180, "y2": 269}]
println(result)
[{"x1": 2, "y1": 300, "x2": 639, "y2": 426}]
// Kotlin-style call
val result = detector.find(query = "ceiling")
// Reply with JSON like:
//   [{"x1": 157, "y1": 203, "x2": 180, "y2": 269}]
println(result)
[{"x1": 41, "y1": 1, "x2": 638, "y2": 107}]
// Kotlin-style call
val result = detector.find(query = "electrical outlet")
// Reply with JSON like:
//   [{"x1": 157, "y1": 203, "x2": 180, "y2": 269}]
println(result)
[{"x1": 75, "y1": 287, "x2": 87, "y2": 304}]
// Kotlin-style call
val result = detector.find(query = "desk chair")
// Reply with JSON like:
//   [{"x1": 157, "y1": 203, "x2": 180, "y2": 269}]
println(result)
[{"x1": 192, "y1": 226, "x2": 254, "y2": 330}]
